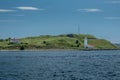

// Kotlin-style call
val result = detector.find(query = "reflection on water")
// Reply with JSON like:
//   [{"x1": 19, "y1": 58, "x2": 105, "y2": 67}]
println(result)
[{"x1": 0, "y1": 50, "x2": 120, "y2": 80}]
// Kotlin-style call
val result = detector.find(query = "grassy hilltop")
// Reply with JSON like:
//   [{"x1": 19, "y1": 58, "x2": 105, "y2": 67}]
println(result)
[{"x1": 0, "y1": 34, "x2": 118, "y2": 50}]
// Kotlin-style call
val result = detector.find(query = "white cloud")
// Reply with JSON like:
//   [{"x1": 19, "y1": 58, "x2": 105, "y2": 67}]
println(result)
[
  {"x1": 0, "y1": 9, "x2": 15, "y2": 12},
  {"x1": 16, "y1": 6, "x2": 43, "y2": 11},
  {"x1": 77, "y1": 8, "x2": 102, "y2": 12},
  {"x1": 104, "y1": 17, "x2": 120, "y2": 20}
]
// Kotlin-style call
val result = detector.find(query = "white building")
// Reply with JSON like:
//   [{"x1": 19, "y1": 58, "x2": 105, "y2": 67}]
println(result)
[
  {"x1": 84, "y1": 37, "x2": 94, "y2": 48},
  {"x1": 10, "y1": 38, "x2": 20, "y2": 44}
]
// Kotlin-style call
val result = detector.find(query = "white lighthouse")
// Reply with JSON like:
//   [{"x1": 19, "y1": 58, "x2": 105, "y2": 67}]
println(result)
[
  {"x1": 84, "y1": 37, "x2": 88, "y2": 48},
  {"x1": 84, "y1": 36, "x2": 94, "y2": 48}
]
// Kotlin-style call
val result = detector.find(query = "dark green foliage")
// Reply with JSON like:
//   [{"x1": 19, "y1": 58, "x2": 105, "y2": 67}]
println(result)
[
  {"x1": 75, "y1": 40, "x2": 80, "y2": 47},
  {"x1": 0, "y1": 39, "x2": 4, "y2": 42},
  {"x1": 67, "y1": 34, "x2": 74, "y2": 38},
  {"x1": 8, "y1": 42, "x2": 14, "y2": 45},
  {"x1": 71, "y1": 45, "x2": 74, "y2": 47},
  {"x1": 20, "y1": 46, "x2": 25, "y2": 50},
  {"x1": 43, "y1": 41, "x2": 46, "y2": 44},
  {"x1": 5, "y1": 37, "x2": 11, "y2": 41},
  {"x1": 46, "y1": 42, "x2": 52, "y2": 46},
  {"x1": 8, "y1": 42, "x2": 18, "y2": 45},
  {"x1": 75, "y1": 40, "x2": 79, "y2": 44},
  {"x1": 77, "y1": 44, "x2": 80, "y2": 47},
  {"x1": 21, "y1": 42, "x2": 28, "y2": 45}
]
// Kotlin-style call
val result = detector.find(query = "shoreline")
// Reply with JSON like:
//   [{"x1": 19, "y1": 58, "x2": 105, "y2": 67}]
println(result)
[
  {"x1": 79, "y1": 48, "x2": 120, "y2": 51},
  {"x1": 0, "y1": 48, "x2": 120, "y2": 52}
]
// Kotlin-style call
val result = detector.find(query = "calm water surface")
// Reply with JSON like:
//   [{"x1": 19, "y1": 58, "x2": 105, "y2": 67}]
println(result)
[{"x1": 0, "y1": 50, "x2": 120, "y2": 80}]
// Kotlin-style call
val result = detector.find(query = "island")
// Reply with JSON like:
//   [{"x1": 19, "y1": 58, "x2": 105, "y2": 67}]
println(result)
[{"x1": 0, "y1": 34, "x2": 118, "y2": 50}]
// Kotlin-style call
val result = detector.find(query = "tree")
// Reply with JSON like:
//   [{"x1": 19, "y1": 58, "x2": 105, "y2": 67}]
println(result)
[
  {"x1": 20, "y1": 46, "x2": 25, "y2": 50},
  {"x1": 75, "y1": 40, "x2": 79, "y2": 44},
  {"x1": 5, "y1": 37, "x2": 11, "y2": 41}
]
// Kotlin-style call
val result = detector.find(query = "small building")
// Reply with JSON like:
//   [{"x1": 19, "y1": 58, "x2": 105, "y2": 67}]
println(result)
[{"x1": 10, "y1": 38, "x2": 20, "y2": 44}]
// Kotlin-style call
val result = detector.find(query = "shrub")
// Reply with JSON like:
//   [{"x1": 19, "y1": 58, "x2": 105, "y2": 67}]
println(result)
[
  {"x1": 43, "y1": 41, "x2": 46, "y2": 44},
  {"x1": 20, "y1": 46, "x2": 25, "y2": 50},
  {"x1": 5, "y1": 37, "x2": 11, "y2": 41},
  {"x1": 67, "y1": 34, "x2": 74, "y2": 38},
  {"x1": 75, "y1": 40, "x2": 79, "y2": 44},
  {"x1": 0, "y1": 39, "x2": 4, "y2": 42},
  {"x1": 77, "y1": 44, "x2": 80, "y2": 47}
]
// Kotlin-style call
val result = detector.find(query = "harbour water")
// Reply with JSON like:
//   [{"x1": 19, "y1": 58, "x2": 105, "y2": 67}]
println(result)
[{"x1": 0, "y1": 50, "x2": 120, "y2": 80}]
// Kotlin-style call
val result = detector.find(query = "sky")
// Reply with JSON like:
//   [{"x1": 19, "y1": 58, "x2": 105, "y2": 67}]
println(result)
[{"x1": 0, "y1": 0, "x2": 120, "y2": 43}]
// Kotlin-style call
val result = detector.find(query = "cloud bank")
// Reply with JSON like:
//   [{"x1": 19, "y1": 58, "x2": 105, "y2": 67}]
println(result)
[
  {"x1": 77, "y1": 8, "x2": 102, "y2": 12},
  {"x1": 0, "y1": 6, "x2": 43, "y2": 12},
  {"x1": 16, "y1": 6, "x2": 43, "y2": 11},
  {"x1": 0, "y1": 9, "x2": 15, "y2": 12}
]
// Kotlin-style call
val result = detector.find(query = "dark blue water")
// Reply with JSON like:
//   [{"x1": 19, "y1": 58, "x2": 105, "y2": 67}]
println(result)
[{"x1": 0, "y1": 50, "x2": 120, "y2": 80}]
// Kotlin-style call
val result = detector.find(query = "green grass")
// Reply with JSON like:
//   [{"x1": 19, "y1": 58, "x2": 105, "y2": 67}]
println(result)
[{"x1": 0, "y1": 34, "x2": 118, "y2": 50}]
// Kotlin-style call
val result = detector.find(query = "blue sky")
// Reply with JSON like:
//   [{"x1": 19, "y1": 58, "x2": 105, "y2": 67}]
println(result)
[{"x1": 0, "y1": 0, "x2": 120, "y2": 43}]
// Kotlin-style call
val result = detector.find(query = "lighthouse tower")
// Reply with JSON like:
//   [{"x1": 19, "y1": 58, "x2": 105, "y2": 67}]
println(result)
[{"x1": 84, "y1": 37, "x2": 88, "y2": 48}]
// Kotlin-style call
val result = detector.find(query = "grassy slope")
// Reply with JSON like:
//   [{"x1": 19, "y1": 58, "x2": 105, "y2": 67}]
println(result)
[{"x1": 0, "y1": 34, "x2": 118, "y2": 50}]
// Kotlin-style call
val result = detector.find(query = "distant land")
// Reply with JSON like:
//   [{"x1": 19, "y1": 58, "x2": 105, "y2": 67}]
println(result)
[
  {"x1": 114, "y1": 44, "x2": 120, "y2": 48},
  {"x1": 0, "y1": 34, "x2": 119, "y2": 50}
]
